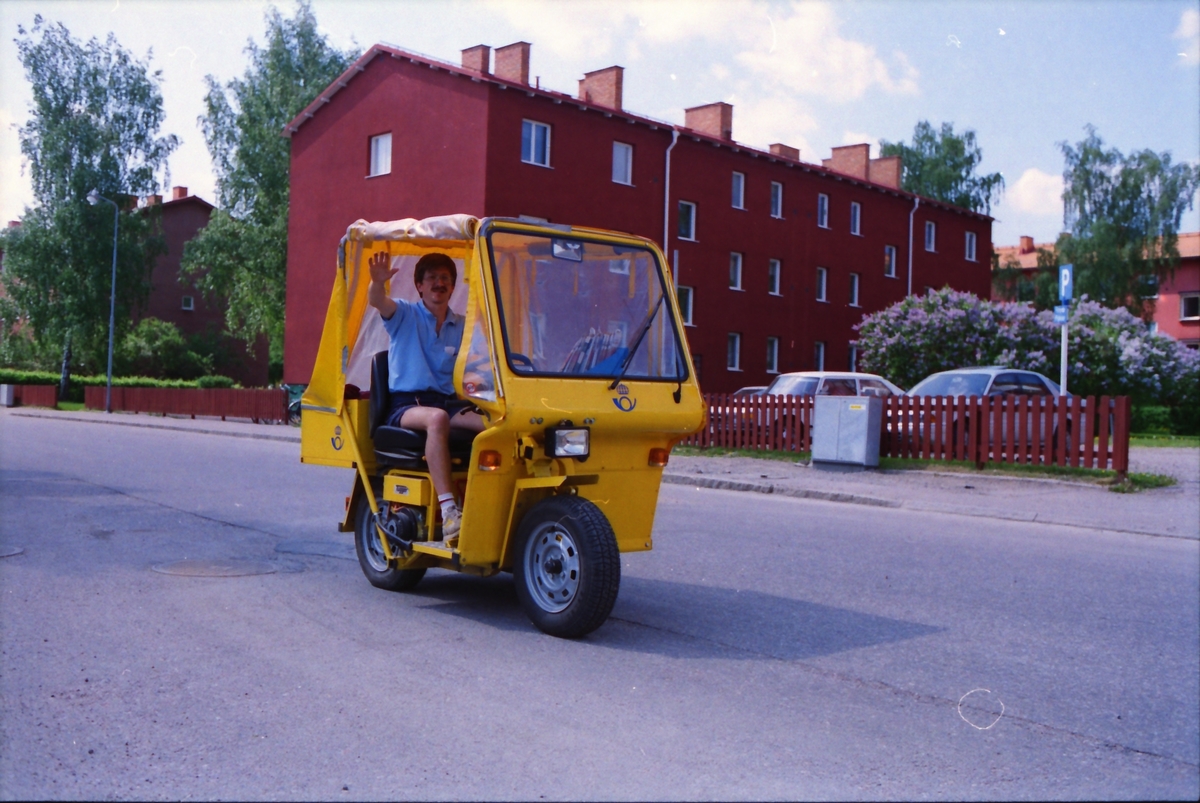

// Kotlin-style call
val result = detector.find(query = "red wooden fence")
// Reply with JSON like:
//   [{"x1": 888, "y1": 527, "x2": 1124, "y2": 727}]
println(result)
[
  {"x1": 9, "y1": 384, "x2": 58, "y2": 408},
  {"x1": 84, "y1": 386, "x2": 288, "y2": 424},
  {"x1": 682, "y1": 394, "x2": 1131, "y2": 474}
]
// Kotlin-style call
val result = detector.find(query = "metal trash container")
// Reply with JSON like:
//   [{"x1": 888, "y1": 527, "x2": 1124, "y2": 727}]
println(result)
[
  {"x1": 0, "y1": 384, "x2": 14, "y2": 408},
  {"x1": 812, "y1": 395, "x2": 882, "y2": 469}
]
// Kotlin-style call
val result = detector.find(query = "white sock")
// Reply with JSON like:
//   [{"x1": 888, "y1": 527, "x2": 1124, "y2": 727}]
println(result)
[{"x1": 438, "y1": 493, "x2": 457, "y2": 517}]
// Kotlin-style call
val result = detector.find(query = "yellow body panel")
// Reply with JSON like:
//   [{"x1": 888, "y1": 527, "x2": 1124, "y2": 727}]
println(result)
[
  {"x1": 302, "y1": 216, "x2": 705, "y2": 574},
  {"x1": 382, "y1": 475, "x2": 431, "y2": 506}
]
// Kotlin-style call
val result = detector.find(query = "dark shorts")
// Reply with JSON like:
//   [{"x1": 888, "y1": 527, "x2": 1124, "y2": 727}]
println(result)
[{"x1": 385, "y1": 390, "x2": 475, "y2": 428}]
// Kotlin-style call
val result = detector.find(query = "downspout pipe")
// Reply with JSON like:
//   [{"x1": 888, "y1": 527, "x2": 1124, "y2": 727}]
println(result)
[
  {"x1": 907, "y1": 196, "x2": 919, "y2": 297},
  {"x1": 663, "y1": 128, "x2": 680, "y2": 284}
]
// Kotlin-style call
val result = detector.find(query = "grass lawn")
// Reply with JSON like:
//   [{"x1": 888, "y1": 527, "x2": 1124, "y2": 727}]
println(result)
[
  {"x1": 1129, "y1": 432, "x2": 1200, "y2": 448},
  {"x1": 671, "y1": 444, "x2": 1175, "y2": 492}
]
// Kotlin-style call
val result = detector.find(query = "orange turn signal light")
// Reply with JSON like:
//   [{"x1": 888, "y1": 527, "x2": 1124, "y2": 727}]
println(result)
[
  {"x1": 648, "y1": 447, "x2": 670, "y2": 467},
  {"x1": 479, "y1": 450, "x2": 502, "y2": 471}
]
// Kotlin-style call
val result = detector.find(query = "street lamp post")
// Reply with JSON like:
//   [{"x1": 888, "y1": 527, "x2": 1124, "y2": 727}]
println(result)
[{"x1": 87, "y1": 189, "x2": 119, "y2": 414}]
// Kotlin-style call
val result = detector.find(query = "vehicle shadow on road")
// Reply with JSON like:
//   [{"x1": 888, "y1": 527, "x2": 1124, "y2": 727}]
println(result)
[
  {"x1": 594, "y1": 576, "x2": 943, "y2": 660},
  {"x1": 398, "y1": 573, "x2": 942, "y2": 659}
]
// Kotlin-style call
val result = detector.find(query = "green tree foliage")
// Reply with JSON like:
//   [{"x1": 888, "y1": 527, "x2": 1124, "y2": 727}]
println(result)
[
  {"x1": 182, "y1": 1, "x2": 355, "y2": 372},
  {"x1": 1052, "y1": 127, "x2": 1200, "y2": 317},
  {"x1": 113, "y1": 317, "x2": 213, "y2": 380},
  {"x1": 880, "y1": 121, "x2": 1005, "y2": 214},
  {"x1": 0, "y1": 16, "x2": 177, "y2": 386}
]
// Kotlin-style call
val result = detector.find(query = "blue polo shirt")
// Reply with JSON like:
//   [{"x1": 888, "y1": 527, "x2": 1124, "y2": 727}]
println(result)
[{"x1": 381, "y1": 299, "x2": 464, "y2": 395}]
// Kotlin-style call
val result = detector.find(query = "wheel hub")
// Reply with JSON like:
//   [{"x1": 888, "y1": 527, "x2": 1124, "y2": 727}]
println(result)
[{"x1": 525, "y1": 525, "x2": 580, "y2": 613}]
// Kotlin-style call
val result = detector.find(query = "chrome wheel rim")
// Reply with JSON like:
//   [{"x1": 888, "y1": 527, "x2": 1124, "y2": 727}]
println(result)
[
  {"x1": 524, "y1": 522, "x2": 580, "y2": 613},
  {"x1": 361, "y1": 509, "x2": 390, "y2": 572}
]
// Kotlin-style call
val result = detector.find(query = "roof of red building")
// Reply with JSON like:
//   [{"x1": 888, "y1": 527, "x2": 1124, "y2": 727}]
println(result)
[{"x1": 283, "y1": 42, "x2": 992, "y2": 222}]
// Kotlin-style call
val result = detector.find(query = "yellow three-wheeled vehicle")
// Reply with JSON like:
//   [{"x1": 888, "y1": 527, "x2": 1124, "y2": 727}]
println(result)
[{"x1": 301, "y1": 215, "x2": 705, "y2": 637}]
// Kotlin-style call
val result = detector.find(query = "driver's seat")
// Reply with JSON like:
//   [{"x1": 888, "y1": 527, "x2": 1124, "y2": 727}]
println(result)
[{"x1": 368, "y1": 351, "x2": 477, "y2": 470}]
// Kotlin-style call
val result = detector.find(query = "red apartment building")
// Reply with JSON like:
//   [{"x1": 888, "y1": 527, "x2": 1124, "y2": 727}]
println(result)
[
  {"x1": 283, "y1": 41, "x2": 993, "y2": 392},
  {"x1": 141, "y1": 187, "x2": 271, "y2": 386},
  {"x1": 995, "y1": 232, "x2": 1199, "y2": 348}
]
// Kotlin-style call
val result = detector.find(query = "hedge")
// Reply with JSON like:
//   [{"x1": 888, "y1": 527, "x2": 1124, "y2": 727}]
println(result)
[{"x1": 0, "y1": 370, "x2": 237, "y2": 402}]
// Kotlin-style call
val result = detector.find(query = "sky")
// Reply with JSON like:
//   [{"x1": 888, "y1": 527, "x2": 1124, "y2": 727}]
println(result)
[{"x1": 2, "y1": 0, "x2": 1198, "y2": 247}]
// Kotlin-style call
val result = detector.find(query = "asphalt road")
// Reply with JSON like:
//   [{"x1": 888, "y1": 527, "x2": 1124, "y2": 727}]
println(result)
[{"x1": 1, "y1": 413, "x2": 1197, "y2": 800}]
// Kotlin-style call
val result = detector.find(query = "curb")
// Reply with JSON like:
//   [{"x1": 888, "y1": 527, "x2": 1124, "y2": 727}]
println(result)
[
  {"x1": 7, "y1": 409, "x2": 301, "y2": 444},
  {"x1": 661, "y1": 473, "x2": 899, "y2": 508}
]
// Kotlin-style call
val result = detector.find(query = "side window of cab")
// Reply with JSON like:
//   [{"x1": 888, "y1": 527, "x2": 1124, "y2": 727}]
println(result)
[{"x1": 858, "y1": 378, "x2": 893, "y2": 397}]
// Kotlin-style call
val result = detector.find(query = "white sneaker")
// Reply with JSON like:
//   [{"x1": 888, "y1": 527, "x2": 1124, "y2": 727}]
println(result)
[{"x1": 442, "y1": 506, "x2": 462, "y2": 547}]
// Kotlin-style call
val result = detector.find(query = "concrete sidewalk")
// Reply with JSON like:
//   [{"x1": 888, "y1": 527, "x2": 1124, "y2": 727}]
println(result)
[{"x1": 7, "y1": 406, "x2": 1197, "y2": 540}]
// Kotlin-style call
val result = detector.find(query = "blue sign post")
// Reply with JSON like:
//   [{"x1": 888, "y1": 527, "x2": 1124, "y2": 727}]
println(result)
[{"x1": 1058, "y1": 264, "x2": 1073, "y2": 393}]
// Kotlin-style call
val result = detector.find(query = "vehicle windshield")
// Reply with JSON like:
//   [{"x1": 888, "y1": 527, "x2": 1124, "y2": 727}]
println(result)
[
  {"x1": 909, "y1": 372, "x2": 991, "y2": 397},
  {"x1": 487, "y1": 230, "x2": 686, "y2": 380},
  {"x1": 765, "y1": 376, "x2": 819, "y2": 396}
]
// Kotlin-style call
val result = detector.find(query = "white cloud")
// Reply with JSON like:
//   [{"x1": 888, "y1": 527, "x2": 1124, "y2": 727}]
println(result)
[
  {"x1": 1008, "y1": 168, "x2": 1063, "y2": 217},
  {"x1": 733, "y1": 93, "x2": 817, "y2": 159},
  {"x1": 1175, "y1": 8, "x2": 1199, "y2": 65},
  {"x1": 735, "y1": 3, "x2": 918, "y2": 101},
  {"x1": 841, "y1": 130, "x2": 879, "y2": 153},
  {"x1": 0, "y1": 106, "x2": 32, "y2": 223}
]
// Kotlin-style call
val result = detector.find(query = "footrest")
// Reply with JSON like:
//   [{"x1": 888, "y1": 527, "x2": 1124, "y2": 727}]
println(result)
[{"x1": 411, "y1": 540, "x2": 457, "y2": 557}]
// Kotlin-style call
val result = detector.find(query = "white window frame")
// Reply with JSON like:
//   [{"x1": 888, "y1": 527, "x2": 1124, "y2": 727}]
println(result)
[
  {"x1": 368, "y1": 132, "x2": 392, "y2": 177},
  {"x1": 925, "y1": 220, "x2": 936, "y2": 252},
  {"x1": 612, "y1": 141, "x2": 633, "y2": 185},
  {"x1": 817, "y1": 193, "x2": 830, "y2": 228},
  {"x1": 850, "y1": 202, "x2": 861, "y2": 236},
  {"x1": 814, "y1": 341, "x2": 826, "y2": 371},
  {"x1": 677, "y1": 285, "x2": 695, "y2": 326},
  {"x1": 1180, "y1": 293, "x2": 1200, "y2": 321},
  {"x1": 731, "y1": 172, "x2": 745, "y2": 210},
  {"x1": 678, "y1": 200, "x2": 697, "y2": 241},
  {"x1": 729, "y1": 252, "x2": 743, "y2": 290},
  {"x1": 181, "y1": 295, "x2": 195, "y2": 311},
  {"x1": 965, "y1": 231, "x2": 977, "y2": 261},
  {"x1": 770, "y1": 182, "x2": 783, "y2": 218},
  {"x1": 849, "y1": 273, "x2": 860, "y2": 307},
  {"x1": 884, "y1": 245, "x2": 897, "y2": 278},
  {"x1": 766, "y1": 337, "x2": 780, "y2": 374},
  {"x1": 767, "y1": 259, "x2": 781, "y2": 295},
  {"x1": 815, "y1": 267, "x2": 828, "y2": 302},
  {"x1": 727, "y1": 333, "x2": 742, "y2": 371},
  {"x1": 521, "y1": 119, "x2": 551, "y2": 167}
]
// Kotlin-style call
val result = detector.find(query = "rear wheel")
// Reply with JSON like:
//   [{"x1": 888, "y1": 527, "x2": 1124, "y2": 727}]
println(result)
[
  {"x1": 513, "y1": 495, "x2": 620, "y2": 638},
  {"x1": 354, "y1": 489, "x2": 426, "y2": 592}
]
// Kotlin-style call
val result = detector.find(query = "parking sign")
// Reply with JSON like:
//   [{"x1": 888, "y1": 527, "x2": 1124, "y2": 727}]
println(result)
[{"x1": 1059, "y1": 263, "x2": 1073, "y2": 303}]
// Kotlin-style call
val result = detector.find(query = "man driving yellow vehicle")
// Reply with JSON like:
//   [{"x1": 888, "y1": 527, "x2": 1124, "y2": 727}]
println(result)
[{"x1": 366, "y1": 251, "x2": 485, "y2": 545}]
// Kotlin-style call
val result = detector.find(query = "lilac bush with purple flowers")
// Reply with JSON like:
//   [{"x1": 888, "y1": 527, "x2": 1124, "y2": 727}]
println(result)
[{"x1": 855, "y1": 289, "x2": 1199, "y2": 409}]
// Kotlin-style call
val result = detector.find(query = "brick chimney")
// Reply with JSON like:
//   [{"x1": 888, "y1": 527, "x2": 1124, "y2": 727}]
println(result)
[
  {"x1": 144, "y1": 194, "x2": 162, "y2": 206},
  {"x1": 1019, "y1": 236, "x2": 1035, "y2": 254},
  {"x1": 578, "y1": 66, "x2": 623, "y2": 110},
  {"x1": 868, "y1": 156, "x2": 901, "y2": 189},
  {"x1": 171, "y1": 186, "x2": 188, "y2": 201},
  {"x1": 769, "y1": 143, "x2": 800, "y2": 161},
  {"x1": 684, "y1": 102, "x2": 733, "y2": 141},
  {"x1": 7, "y1": 221, "x2": 20, "y2": 228},
  {"x1": 461, "y1": 44, "x2": 490, "y2": 74},
  {"x1": 494, "y1": 42, "x2": 530, "y2": 85},
  {"x1": 821, "y1": 144, "x2": 869, "y2": 180}
]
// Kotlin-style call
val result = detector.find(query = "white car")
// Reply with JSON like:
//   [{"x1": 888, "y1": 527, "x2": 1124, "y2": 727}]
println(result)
[{"x1": 763, "y1": 371, "x2": 904, "y2": 398}]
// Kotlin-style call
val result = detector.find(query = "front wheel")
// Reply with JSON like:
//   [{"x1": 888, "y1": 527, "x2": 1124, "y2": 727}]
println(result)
[
  {"x1": 513, "y1": 495, "x2": 620, "y2": 638},
  {"x1": 354, "y1": 489, "x2": 426, "y2": 592}
]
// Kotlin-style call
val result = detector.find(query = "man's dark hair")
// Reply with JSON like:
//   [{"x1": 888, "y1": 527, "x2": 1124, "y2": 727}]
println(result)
[{"x1": 414, "y1": 253, "x2": 457, "y2": 286}]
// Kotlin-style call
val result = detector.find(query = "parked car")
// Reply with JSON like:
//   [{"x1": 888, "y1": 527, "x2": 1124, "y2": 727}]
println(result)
[
  {"x1": 732, "y1": 371, "x2": 904, "y2": 444},
  {"x1": 907, "y1": 367, "x2": 1064, "y2": 399},
  {"x1": 904, "y1": 367, "x2": 1073, "y2": 451},
  {"x1": 764, "y1": 371, "x2": 904, "y2": 398}
]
